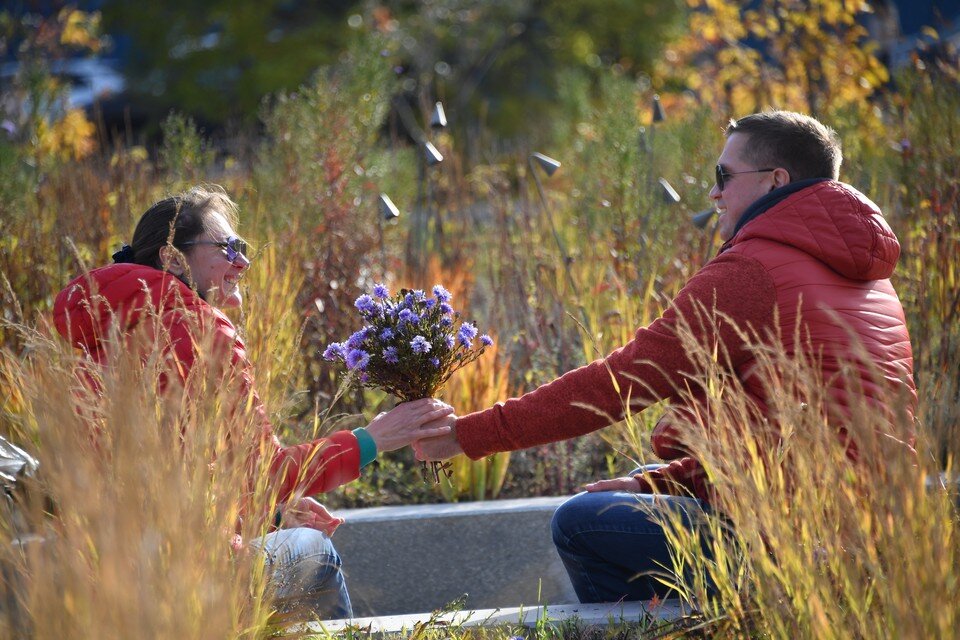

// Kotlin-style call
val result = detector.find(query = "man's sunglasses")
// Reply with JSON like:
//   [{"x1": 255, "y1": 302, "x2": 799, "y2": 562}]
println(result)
[
  {"x1": 181, "y1": 235, "x2": 249, "y2": 263},
  {"x1": 715, "y1": 165, "x2": 776, "y2": 192}
]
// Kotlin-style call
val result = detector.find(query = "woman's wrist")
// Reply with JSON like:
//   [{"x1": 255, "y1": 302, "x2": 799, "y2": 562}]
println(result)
[{"x1": 352, "y1": 427, "x2": 378, "y2": 467}]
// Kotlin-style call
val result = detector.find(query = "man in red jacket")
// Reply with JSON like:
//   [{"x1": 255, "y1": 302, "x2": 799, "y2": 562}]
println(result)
[{"x1": 415, "y1": 111, "x2": 916, "y2": 603}]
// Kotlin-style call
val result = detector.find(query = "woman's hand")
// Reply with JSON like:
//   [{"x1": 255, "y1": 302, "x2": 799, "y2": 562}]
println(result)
[
  {"x1": 281, "y1": 497, "x2": 344, "y2": 536},
  {"x1": 364, "y1": 398, "x2": 454, "y2": 453}
]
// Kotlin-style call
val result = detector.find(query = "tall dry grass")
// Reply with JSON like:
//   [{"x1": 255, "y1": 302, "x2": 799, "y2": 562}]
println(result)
[
  {"x1": 608, "y1": 309, "x2": 958, "y2": 639},
  {"x1": 0, "y1": 13, "x2": 957, "y2": 635},
  {"x1": 0, "y1": 310, "x2": 301, "y2": 639}
]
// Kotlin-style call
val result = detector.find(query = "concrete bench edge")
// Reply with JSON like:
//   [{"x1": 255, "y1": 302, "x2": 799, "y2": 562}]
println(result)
[{"x1": 304, "y1": 599, "x2": 690, "y2": 634}]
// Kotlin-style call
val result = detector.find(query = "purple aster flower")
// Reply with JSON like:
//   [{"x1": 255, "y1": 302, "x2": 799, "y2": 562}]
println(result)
[
  {"x1": 380, "y1": 327, "x2": 395, "y2": 341},
  {"x1": 430, "y1": 357, "x2": 440, "y2": 368},
  {"x1": 354, "y1": 294, "x2": 377, "y2": 314},
  {"x1": 432, "y1": 284, "x2": 452, "y2": 303},
  {"x1": 346, "y1": 349, "x2": 371, "y2": 370},
  {"x1": 440, "y1": 317, "x2": 453, "y2": 327},
  {"x1": 360, "y1": 372, "x2": 370, "y2": 382},
  {"x1": 457, "y1": 322, "x2": 477, "y2": 348},
  {"x1": 322, "y1": 342, "x2": 346, "y2": 361},
  {"x1": 410, "y1": 335, "x2": 431, "y2": 354},
  {"x1": 440, "y1": 302, "x2": 454, "y2": 315},
  {"x1": 459, "y1": 322, "x2": 478, "y2": 341},
  {"x1": 398, "y1": 308, "x2": 420, "y2": 325},
  {"x1": 346, "y1": 327, "x2": 372, "y2": 349},
  {"x1": 402, "y1": 289, "x2": 426, "y2": 307},
  {"x1": 445, "y1": 335, "x2": 455, "y2": 349},
  {"x1": 373, "y1": 283, "x2": 389, "y2": 299},
  {"x1": 425, "y1": 298, "x2": 437, "y2": 309},
  {"x1": 383, "y1": 346, "x2": 399, "y2": 364},
  {"x1": 480, "y1": 334, "x2": 494, "y2": 346}
]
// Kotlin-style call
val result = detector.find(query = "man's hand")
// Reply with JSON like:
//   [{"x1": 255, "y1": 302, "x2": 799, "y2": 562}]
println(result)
[
  {"x1": 584, "y1": 475, "x2": 649, "y2": 493},
  {"x1": 413, "y1": 414, "x2": 463, "y2": 461},
  {"x1": 281, "y1": 497, "x2": 344, "y2": 536}
]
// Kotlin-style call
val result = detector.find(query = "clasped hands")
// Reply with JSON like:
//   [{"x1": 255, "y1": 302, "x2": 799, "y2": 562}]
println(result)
[
  {"x1": 285, "y1": 399, "x2": 651, "y2": 540},
  {"x1": 279, "y1": 398, "x2": 461, "y2": 537},
  {"x1": 410, "y1": 400, "x2": 651, "y2": 495}
]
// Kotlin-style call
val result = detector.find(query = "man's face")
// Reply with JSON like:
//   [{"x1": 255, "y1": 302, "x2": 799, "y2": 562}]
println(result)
[{"x1": 710, "y1": 132, "x2": 780, "y2": 241}]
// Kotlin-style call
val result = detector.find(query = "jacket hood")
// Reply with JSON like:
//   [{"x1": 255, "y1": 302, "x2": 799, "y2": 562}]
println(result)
[
  {"x1": 53, "y1": 263, "x2": 204, "y2": 358},
  {"x1": 728, "y1": 180, "x2": 900, "y2": 281}
]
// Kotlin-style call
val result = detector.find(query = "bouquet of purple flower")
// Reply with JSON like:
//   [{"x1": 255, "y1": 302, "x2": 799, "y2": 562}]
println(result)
[
  {"x1": 323, "y1": 284, "x2": 493, "y2": 479},
  {"x1": 324, "y1": 283, "x2": 493, "y2": 399}
]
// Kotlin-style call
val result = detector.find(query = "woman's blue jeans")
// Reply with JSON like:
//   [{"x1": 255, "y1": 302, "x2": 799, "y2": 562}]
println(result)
[
  {"x1": 252, "y1": 527, "x2": 353, "y2": 620},
  {"x1": 551, "y1": 465, "x2": 715, "y2": 603}
]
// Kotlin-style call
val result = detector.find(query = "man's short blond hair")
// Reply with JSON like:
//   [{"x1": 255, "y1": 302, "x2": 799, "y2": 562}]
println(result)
[{"x1": 727, "y1": 111, "x2": 842, "y2": 182}]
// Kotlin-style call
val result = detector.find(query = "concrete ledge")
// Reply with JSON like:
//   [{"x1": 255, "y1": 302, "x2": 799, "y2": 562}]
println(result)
[
  {"x1": 332, "y1": 496, "x2": 578, "y2": 617},
  {"x1": 309, "y1": 600, "x2": 689, "y2": 635},
  {"x1": 336, "y1": 495, "x2": 572, "y2": 522}
]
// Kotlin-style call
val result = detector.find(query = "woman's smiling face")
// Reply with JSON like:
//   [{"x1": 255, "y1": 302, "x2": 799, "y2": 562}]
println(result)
[{"x1": 182, "y1": 210, "x2": 250, "y2": 309}]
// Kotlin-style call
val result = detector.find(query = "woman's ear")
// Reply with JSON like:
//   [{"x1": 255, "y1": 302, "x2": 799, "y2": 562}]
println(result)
[{"x1": 159, "y1": 245, "x2": 186, "y2": 277}]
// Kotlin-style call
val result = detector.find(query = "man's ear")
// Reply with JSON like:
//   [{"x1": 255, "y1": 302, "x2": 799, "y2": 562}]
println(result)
[
  {"x1": 772, "y1": 167, "x2": 791, "y2": 189},
  {"x1": 159, "y1": 245, "x2": 186, "y2": 276}
]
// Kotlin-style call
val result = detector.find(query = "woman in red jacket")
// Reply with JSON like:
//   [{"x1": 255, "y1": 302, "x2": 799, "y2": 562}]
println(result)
[{"x1": 54, "y1": 184, "x2": 452, "y2": 620}]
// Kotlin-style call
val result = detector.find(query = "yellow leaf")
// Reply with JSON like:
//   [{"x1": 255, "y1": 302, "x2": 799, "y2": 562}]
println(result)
[
  {"x1": 701, "y1": 21, "x2": 718, "y2": 42},
  {"x1": 40, "y1": 109, "x2": 97, "y2": 161},
  {"x1": 59, "y1": 9, "x2": 102, "y2": 51}
]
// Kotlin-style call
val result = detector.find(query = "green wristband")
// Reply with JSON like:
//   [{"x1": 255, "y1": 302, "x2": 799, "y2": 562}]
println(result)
[{"x1": 352, "y1": 427, "x2": 378, "y2": 468}]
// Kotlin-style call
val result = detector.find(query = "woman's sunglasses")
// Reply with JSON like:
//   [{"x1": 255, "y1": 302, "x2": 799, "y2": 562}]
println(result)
[{"x1": 181, "y1": 235, "x2": 249, "y2": 264}]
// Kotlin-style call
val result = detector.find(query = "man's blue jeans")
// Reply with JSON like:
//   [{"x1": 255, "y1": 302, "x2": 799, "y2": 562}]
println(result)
[
  {"x1": 252, "y1": 527, "x2": 353, "y2": 620},
  {"x1": 551, "y1": 466, "x2": 714, "y2": 603}
]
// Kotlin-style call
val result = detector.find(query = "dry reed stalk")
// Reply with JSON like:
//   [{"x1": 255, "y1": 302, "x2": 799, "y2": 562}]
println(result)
[
  {"x1": 0, "y1": 315, "x2": 289, "y2": 639},
  {"x1": 605, "y1": 307, "x2": 956, "y2": 639}
]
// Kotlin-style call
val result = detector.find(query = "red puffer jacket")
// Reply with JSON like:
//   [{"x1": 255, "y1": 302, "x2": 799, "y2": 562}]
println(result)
[
  {"x1": 718, "y1": 181, "x2": 915, "y2": 439},
  {"x1": 455, "y1": 180, "x2": 915, "y2": 502},
  {"x1": 53, "y1": 263, "x2": 361, "y2": 502}
]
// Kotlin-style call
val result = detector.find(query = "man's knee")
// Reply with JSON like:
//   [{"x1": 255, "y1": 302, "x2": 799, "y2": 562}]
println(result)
[
  {"x1": 552, "y1": 492, "x2": 600, "y2": 549},
  {"x1": 551, "y1": 500, "x2": 572, "y2": 548}
]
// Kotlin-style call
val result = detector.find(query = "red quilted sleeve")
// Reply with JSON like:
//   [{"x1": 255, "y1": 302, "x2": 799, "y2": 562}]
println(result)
[
  {"x1": 456, "y1": 252, "x2": 777, "y2": 459},
  {"x1": 267, "y1": 430, "x2": 362, "y2": 503}
]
